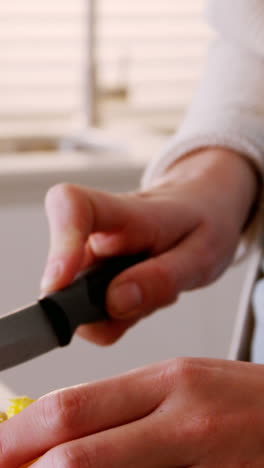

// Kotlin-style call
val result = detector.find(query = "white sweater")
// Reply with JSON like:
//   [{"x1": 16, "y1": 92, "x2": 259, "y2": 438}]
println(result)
[{"x1": 142, "y1": 0, "x2": 264, "y2": 187}]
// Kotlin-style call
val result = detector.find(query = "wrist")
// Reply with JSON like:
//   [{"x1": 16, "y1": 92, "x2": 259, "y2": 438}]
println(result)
[{"x1": 156, "y1": 147, "x2": 260, "y2": 232}]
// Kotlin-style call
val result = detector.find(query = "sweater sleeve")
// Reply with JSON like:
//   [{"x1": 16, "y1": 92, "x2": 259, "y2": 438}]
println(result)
[{"x1": 142, "y1": 0, "x2": 264, "y2": 188}]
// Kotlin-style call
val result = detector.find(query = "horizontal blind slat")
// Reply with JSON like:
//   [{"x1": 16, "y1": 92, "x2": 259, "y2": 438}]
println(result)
[
  {"x1": 0, "y1": 0, "x2": 87, "y2": 125},
  {"x1": 95, "y1": 0, "x2": 211, "y2": 114},
  {"x1": 98, "y1": 0, "x2": 205, "y2": 15},
  {"x1": 1, "y1": 0, "x2": 85, "y2": 14}
]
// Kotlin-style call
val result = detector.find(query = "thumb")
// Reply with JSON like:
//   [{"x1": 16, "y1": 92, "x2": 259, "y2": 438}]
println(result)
[
  {"x1": 40, "y1": 183, "x2": 130, "y2": 294},
  {"x1": 106, "y1": 225, "x2": 226, "y2": 320}
]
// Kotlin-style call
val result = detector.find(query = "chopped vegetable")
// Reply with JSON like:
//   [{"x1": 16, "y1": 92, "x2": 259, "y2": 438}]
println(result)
[
  {"x1": 6, "y1": 397, "x2": 35, "y2": 418},
  {"x1": 0, "y1": 411, "x2": 8, "y2": 423}
]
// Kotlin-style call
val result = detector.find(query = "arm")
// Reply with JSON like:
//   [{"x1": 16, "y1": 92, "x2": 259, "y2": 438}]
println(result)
[
  {"x1": 143, "y1": 0, "x2": 264, "y2": 188},
  {"x1": 39, "y1": 1, "x2": 261, "y2": 346}
]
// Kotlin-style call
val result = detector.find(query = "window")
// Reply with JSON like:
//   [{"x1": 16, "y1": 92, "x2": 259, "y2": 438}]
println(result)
[
  {"x1": 0, "y1": 0, "x2": 88, "y2": 144},
  {"x1": 0, "y1": 0, "x2": 212, "y2": 153},
  {"x1": 97, "y1": 0, "x2": 212, "y2": 133}
]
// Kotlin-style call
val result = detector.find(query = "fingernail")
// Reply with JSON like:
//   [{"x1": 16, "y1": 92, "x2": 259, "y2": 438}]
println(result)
[
  {"x1": 40, "y1": 261, "x2": 63, "y2": 292},
  {"x1": 110, "y1": 282, "x2": 142, "y2": 318},
  {"x1": 90, "y1": 233, "x2": 113, "y2": 255}
]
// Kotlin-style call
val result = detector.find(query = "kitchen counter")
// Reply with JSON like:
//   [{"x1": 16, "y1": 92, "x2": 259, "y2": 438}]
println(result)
[{"x1": 0, "y1": 151, "x2": 146, "y2": 205}]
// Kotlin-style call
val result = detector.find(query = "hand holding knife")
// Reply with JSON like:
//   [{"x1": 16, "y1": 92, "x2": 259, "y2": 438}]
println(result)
[{"x1": 0, "y1": 253, "x2": 146, "y2": 371}]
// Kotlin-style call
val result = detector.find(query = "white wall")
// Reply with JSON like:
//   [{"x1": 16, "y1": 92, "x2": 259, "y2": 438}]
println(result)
[{"x1": 0, "y1": 164, "x2": 249, "y2": 398}]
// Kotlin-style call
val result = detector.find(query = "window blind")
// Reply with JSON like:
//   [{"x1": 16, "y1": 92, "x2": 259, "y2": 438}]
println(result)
[
  {"x1": 0, "y1": 1, "x2": 212, "y2": 137},
  {"x1": 97, "y1": 0, "x2": 212, "y2": 113},
  {"x1": 0, "y1": 0, "x2": 87, "y2": 136}
]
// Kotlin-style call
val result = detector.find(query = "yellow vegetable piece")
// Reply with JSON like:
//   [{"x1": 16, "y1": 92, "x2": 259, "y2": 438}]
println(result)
[
  {"x1": 6, "y1": 397, "x2": 35, "y2": 418},
  {"x1": 0, "y1": 411, "x2": 8, "y2": 423}
]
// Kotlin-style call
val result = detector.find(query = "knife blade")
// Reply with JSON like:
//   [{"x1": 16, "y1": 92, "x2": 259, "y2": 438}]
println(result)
[{"x1": 0, "y1": 253, "x2": 146, "y2": 371}]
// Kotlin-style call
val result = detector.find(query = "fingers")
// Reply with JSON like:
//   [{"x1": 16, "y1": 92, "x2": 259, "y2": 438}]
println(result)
[
  {"x1": 40, "y1": 184, "x2": 133, "y2": 294},
  {"x1": 40, "y1": 184, "x2": 199, "y2": 296},
  {"x1": 106, "y1": 224, "x2": 223, "y2": 320},
  {"x1": 74, "y1": 225, "x2": 217, "y2": 344},
  {"x1": 76, "y1": 317, "x2": 139, "y2": 346},
  {"x1": 41, "y1": 184, "x2": 150, "y2": 293},
  {"x1": 32, "y1": 412, "x2": 196, "y2": 468},
  {"x1": 25, "y1": 358, "x2": 264, "y2": 468},
  {"x1": 0, "y1": 363, "x2": 166, "y2": 468}
]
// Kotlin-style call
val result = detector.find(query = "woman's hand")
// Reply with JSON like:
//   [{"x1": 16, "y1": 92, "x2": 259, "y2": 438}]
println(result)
[
  {"x1": 2, "y1": 357, "x2": 264, "y2": 467},
  {"x1": 40, "y1": 148, "x2": 258, "y2": 345}
]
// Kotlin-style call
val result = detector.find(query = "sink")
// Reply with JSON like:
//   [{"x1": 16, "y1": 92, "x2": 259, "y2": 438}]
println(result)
[
  {"x1": 0, "y1": 133, "x2": 129, "y2": 157},
  {"x1": 0, "y1": 136, "x2": 61, "y2": 154}
]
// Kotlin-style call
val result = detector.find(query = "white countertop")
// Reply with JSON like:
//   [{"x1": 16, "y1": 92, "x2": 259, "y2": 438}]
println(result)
[{"x1": 0, "y1": 151, "x2": 146, "y2": 204}]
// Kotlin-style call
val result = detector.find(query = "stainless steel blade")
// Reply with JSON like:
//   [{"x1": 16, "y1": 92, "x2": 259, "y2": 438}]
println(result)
[{"x1": 0, "y1": 303, "x2": 59, "y2": 371}]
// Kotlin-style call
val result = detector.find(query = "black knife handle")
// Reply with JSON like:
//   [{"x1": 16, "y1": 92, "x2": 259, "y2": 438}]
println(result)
[{"x1": 39, "y1": 252, "x2": 147, "y2": 347}]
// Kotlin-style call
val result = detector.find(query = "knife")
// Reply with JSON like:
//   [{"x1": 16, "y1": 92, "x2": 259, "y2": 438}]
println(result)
[{"x1": 0, "y1": 253, "x2": 146, "y2": 371}]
